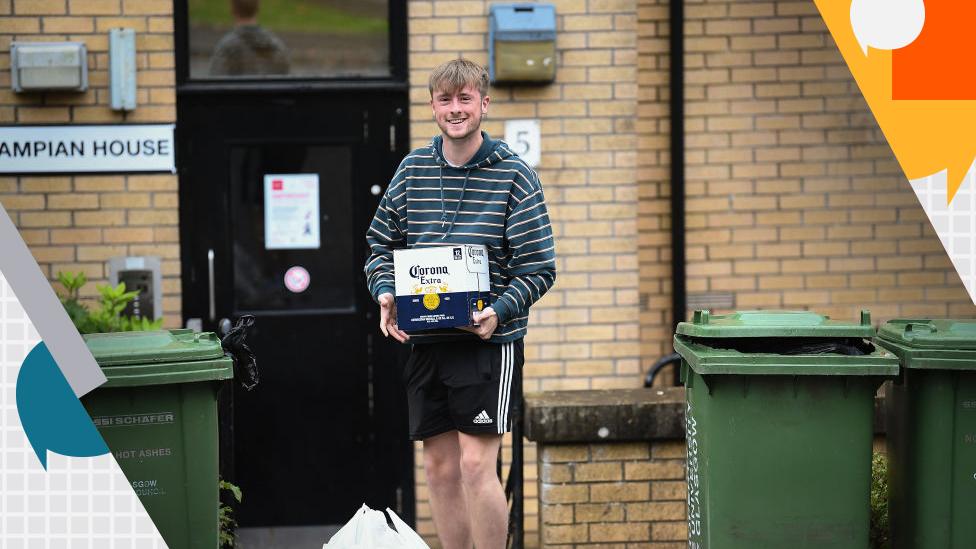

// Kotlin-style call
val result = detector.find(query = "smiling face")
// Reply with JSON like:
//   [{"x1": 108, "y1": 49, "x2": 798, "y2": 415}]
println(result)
[{"x1": 431, "y1": 85, "x2": 490, "y2": 143}]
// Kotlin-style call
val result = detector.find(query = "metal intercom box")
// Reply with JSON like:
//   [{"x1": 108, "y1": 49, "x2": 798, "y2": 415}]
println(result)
[
  {"x1": 489, "y1": 4, "x2": 557, "y2": 84},
  {"x1": 10, "y1": 42, "x2": 88, "y2": 92},
  {"x1": 108, "y1": 256, "x2": 162, "y2": 321}
]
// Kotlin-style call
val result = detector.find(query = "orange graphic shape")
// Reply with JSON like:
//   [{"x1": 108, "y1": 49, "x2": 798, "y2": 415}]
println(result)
[
  {"x1": 893, "y1": 0, "x2": 976, "y2": 100},
  {"x1": 814, "y1": 0, "x2": 976, "y2": 203}
]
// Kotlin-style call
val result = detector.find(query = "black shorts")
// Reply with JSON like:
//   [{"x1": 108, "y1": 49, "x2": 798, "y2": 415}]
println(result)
[{"x1": 404, "y1": 338, "x2": 524, "y2": 441}]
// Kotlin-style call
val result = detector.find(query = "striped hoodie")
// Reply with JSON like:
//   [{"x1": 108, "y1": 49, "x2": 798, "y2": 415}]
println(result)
[{"x1": 364, "y1": 131, "x2": 556, "y2": 344}]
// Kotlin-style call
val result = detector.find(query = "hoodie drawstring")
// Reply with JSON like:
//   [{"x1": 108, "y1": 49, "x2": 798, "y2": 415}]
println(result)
[{"x1": 439, "y1": 166, "x2": 470, "y2": 239}]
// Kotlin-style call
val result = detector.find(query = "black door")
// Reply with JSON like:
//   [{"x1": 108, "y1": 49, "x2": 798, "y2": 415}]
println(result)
[{"x1": 175, "y1": 0, "x2": 411, "y2": 543}]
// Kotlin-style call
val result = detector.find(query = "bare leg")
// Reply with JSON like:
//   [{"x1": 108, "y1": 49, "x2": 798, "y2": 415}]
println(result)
[
  {"x1": 458, "y1": 432, "x2": 507, "y2": 549},
  {"x1": 423, "y1": 431, "x2": 472, "y2": 549}
]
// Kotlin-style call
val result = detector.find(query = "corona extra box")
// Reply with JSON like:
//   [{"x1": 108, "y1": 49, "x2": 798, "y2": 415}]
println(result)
[{"x1": 394, "y1": 244, "x2": 491, "y2": 331}]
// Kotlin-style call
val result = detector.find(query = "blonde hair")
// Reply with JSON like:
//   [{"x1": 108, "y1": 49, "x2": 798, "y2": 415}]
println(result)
[{"x1": 428, "y1": 58, "x2": 489, "y2": 98}]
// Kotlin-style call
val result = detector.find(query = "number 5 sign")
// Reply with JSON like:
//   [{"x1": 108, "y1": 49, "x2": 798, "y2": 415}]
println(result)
[{"x1": 504, "y1": 119, "x2": 541, "y2": 168}]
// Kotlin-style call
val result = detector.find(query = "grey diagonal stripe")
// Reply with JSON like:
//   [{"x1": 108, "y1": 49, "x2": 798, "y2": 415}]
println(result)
[{"x1": 0, "y1": 202, "x2": 106, "y2": 397}]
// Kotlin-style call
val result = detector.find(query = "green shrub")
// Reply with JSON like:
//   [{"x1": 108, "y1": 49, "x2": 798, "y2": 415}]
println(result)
[
  {"x1": 219, "y1": 480, "x2": 243, "y2": 548},
  {"x1": 56, "y1": 271, "x2": 163, "y2": 334},
  {"x1": 870, "y1": 452, "x2": 890, "y2": 549}
]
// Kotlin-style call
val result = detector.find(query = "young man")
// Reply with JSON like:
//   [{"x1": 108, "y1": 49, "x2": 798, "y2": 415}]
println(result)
[{"x1": 364, "y1": 59, "x2": 555, "y2": 549}]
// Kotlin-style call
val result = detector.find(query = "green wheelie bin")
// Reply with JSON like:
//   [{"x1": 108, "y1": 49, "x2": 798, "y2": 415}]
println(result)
[
  {"x1": 875, "y1": 319, "x2": 976, "y2": 549},
  {"x1": 674, "y1": 310, "x2": 898, "y2": 549},
  {"x1": 82, "y1": 329, "x2": 233, "y2": 549}
]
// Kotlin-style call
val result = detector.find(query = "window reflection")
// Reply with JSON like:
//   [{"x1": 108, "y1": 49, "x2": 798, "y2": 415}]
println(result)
[
  {"x1": 189, "y1": 0, "x2": 390, "y2": 79},
  {"x1": 210, "y1": 0, "x2": 291, "y2": 76}
]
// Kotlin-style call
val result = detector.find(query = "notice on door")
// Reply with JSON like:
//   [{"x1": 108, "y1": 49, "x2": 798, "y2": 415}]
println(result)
[{"x1": 264, "y1": 174, "x2": 320, "y2": 250}]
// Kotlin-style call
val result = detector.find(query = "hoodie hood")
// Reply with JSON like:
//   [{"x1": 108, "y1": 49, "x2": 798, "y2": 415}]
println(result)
[{"x1": 431, "y1": 131, "x2": 512, "y2": 168}]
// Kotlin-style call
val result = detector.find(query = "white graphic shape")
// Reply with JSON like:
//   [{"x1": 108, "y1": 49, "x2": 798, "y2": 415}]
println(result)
[
  {"x1": 850, "y1": 0, "x2": 925, "y2": 55},
  {"x1": 0, "y1": 272, "x2": 167, "y2": 547},
  {"x1": 911, "y1": 160, "x2": 976, "y2": 305}
]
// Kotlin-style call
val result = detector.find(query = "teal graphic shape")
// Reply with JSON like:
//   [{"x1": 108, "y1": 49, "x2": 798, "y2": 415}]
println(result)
[{"x1": 16, "y1": 342, "x2": 108, "y2": 469}]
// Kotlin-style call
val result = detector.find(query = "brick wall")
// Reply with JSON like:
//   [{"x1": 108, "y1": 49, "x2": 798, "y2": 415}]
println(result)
[
  {"x1": 636, "y1": 0, "x2": 673, "y2": 373},
  {"x1": 677, "y1": 0, "x2": 976, "y2": 323},
  {"x1": 0, "y1": 0, "x2": 180, "y2": 326},
  {"x1": 539, "y1": 441, "x2": 687, "y2": 547}
]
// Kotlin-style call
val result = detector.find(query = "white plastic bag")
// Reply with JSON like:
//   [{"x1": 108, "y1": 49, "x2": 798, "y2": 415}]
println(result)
[{"x1": 323, "y1": 504, "x2": 430, "y2": 549}]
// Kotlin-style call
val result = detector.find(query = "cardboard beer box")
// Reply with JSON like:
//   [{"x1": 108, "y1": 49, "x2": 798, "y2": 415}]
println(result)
[{"x1": 394, "y1": 244, "x2": 491, "y2": 331}]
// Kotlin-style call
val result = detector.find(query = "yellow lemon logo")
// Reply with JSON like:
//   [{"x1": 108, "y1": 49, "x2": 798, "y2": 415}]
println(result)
[
  {"x1": 477, "y1": 299, "x2": 484, "y2": 311},
  {"x1": 423, "y1": 293, "x2": 440, "y2": 311}
]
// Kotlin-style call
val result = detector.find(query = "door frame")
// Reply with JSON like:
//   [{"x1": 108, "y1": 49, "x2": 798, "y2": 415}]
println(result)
[
  {"x1": 174, "y1": 89, "x2": 413, "y2": 527},
  {"x1": 172, "y1": 0, "x2": 414, "y2": 529}
]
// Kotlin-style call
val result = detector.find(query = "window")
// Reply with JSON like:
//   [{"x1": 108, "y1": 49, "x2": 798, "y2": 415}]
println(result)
[{"x1": 188, "y1": 0, "x2": 390, "y2": 79}]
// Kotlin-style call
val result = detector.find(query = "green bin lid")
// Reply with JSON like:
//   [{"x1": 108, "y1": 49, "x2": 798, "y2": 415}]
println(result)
[
  {"x1": 675, "y1": 309, "x2": 876, "y2": 338},
  {"x1": 878, "y1": 319, "x2": 976, "y2": 350},
  {"x1": 85, "y1": 329, "x2": 224, "y2": 365},
  {"x1": 83, "y1": 330, "x2": 233, "y2": 387},
  {"x1": 673, "y1": 335, "x2": 898, "y2": 376}
]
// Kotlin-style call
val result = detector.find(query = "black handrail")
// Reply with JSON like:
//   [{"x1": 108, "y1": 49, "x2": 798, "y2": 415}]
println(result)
[
  {"x1": 499, "y1": 393, "x2": 524, "y2": 549},
  {"x1": 645, "y1": 352, "x2": 682, "y2": 388},
  {"x1": 507, "y1": 394, "x2": 524, "y2": 549}
]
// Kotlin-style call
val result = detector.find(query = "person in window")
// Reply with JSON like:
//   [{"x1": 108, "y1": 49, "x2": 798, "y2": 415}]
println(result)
[
  {"x1": 209, "y1": 0, "x2": 290, "y2": 76},
  {"x1": 364, "y1": 59, "x2": 556, "y2": 549}
]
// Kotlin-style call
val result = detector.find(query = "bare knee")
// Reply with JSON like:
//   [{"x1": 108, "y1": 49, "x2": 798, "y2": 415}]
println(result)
[
  {"x1": 459, "y1": 450, "x2": 496, "y2": 488},
  {"x1": 424, "y1": 449, "x2": 462, "y2": 490}
]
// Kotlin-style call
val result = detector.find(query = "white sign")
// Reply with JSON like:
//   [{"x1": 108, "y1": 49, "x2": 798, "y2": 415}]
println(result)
[
  {"x1": 504, "y1": 119, "x2": 541, "y2": 168},
  {"x1": 283, "y1": 266, "x2": 310, "y2": 293},
  {"x1": 0, "y1": 124, "x2": 175, "y2": 173},
  {"x1": 264, "y1": 173, "x2": 320, "y2": 250}
]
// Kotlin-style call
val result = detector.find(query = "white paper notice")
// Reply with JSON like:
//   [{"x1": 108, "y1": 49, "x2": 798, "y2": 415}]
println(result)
[{"x1": 264, "y1": 174, "x2": 320, "y2": 250}]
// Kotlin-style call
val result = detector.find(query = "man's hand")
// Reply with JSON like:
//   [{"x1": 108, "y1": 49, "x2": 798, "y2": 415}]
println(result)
[
  {"x1": 463, "y1": 307, "x2": 498, "y2": 340},
  {"x1": 378, "y1": 293, "x2": 409, "y2": 343}
]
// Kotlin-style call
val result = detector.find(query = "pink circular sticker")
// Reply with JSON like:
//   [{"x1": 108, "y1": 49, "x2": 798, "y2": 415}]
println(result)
[{"x1": 283, "y1": 266, "x2": 310, "y2": 293}]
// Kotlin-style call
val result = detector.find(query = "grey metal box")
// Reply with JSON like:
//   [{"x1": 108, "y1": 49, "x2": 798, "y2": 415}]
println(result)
[{"x1": 11, "y1": 42, "x2": 88, "y2": 92}]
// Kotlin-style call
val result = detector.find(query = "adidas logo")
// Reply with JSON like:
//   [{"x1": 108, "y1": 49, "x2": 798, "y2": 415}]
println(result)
[{"x1": 473, "y1": 410, "x2": 493, "y2": 424}]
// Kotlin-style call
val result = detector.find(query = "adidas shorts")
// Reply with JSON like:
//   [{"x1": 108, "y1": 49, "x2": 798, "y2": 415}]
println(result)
[{"x1": 403, "y1": 338, "x2": 524, "y2": 441}]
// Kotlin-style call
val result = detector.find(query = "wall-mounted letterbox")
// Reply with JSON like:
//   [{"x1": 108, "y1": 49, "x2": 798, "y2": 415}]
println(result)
[
  {"x1": 489, "y1": 4, "x2": 557, "y2": 84},
  {"x1": 10, "y1": 42, "x2": 88, "y2": 92}
]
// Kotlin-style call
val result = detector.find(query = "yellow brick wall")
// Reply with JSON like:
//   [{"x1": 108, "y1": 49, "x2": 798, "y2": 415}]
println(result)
[
  {"x1": 0, "y1": 0, "x2": 180, "y2": 325},
  {"x1": 678, "y1": 0, "x2": 976, "y2": 323},
  {"x1": 538, "y1": 441, "x2": 687, "y2": 546},
  {"x1": 636, "y1": 0, "x2": 673, "y2": 372}
]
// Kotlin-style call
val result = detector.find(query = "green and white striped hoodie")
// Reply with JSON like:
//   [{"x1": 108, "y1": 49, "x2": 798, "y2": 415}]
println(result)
[{"x1": 364, "y1": 132, "x2": 556, "y2": 344}]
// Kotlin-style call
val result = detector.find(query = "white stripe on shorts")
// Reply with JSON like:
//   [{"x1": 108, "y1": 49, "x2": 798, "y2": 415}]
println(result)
[{"x1": 497, "y1": 342, "x2": 514, "y2": 434}]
